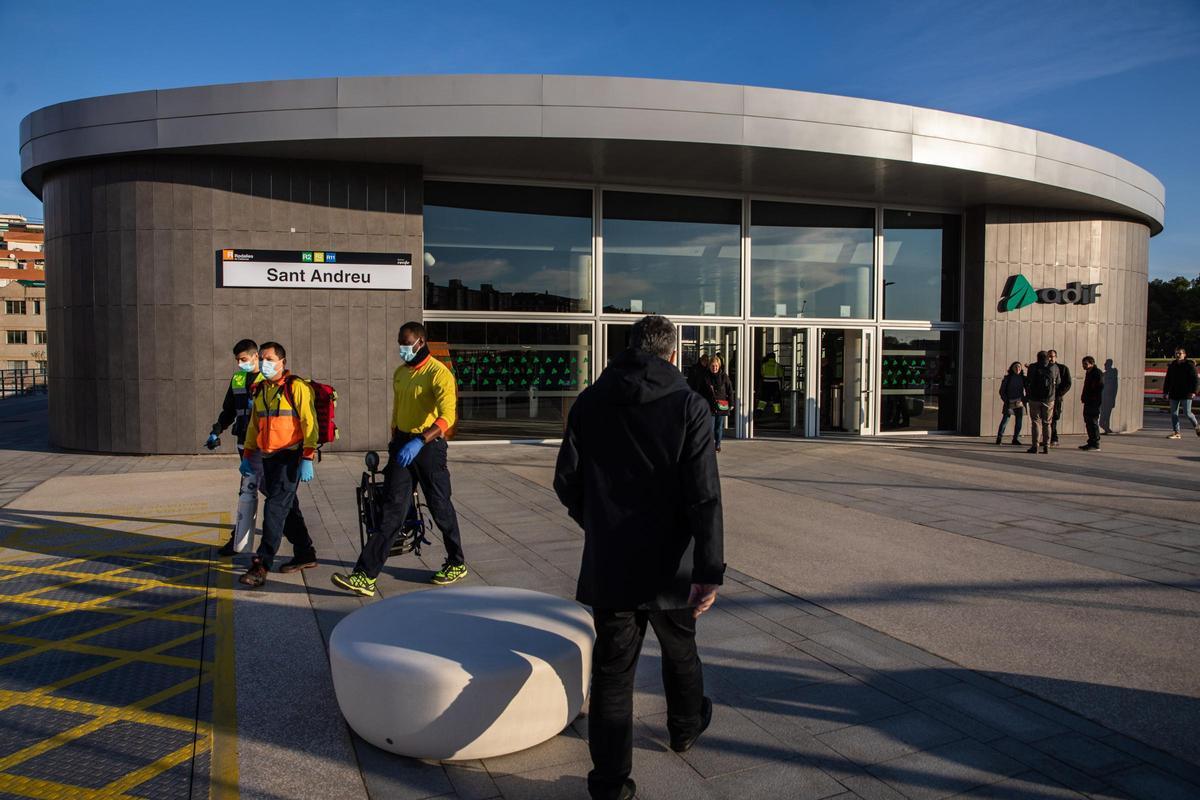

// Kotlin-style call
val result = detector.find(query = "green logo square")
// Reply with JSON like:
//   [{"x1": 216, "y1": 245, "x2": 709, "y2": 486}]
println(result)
[{"x1": 301, "y1": 252, "x2": 313, "y2": 262}]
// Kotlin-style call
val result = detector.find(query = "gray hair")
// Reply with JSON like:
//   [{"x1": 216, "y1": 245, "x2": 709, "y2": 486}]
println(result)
[{"x1": 629, "y1": 315, "x2": 676, "y2": 360}]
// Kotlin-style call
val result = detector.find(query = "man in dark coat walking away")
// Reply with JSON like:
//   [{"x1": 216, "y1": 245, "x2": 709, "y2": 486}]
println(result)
[
  {"x1": 1079, "y1": 356, "x2": 1104, "y2": 451},
  {"x1": 554, "y1": 314, "x2": 725, "y2": 800},
  {"x1": 1025, "y1": 351, "x2": 1060, "y2": 454}
]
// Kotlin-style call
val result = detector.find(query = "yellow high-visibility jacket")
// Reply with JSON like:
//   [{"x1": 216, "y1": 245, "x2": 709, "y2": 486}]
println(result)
[
  {"x1": 392, "y1": 354, "x2": 457, "y2": 436},
  {"x1": 243, "y1": 372, "x2": 319, "y2": 459}
]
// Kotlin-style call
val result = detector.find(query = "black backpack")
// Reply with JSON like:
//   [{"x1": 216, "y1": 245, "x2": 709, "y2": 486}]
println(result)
[{"x1": 1029, "y1": 363, "x2": 1056, "y2": 401}]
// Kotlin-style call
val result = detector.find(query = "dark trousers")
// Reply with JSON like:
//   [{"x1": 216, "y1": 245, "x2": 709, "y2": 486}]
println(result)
[
  {"x1": 1084, "y1": 403, "x2": 1101, "y2": 447},
  {"x1": 256, "y1": 449, "x2": 315, "y2": 570},
  {"x1": 356, "y1": 436, "x2": 464, "y2": 578},
  {"x1": 997, "y1": 405, "x2": 1024, "y2": 440},
  {"x1": 588, "y1": 608, "x2": 704, "y2": 799}
]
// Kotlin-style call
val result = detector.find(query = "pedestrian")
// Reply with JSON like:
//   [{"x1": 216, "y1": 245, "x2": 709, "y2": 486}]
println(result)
[
  {"x1": 700, "y1": 354, "x2": 735, "y2": 452},
  {"x1": 687, "y1": 352, "x2": 711, "y2": 394},
  {"x1": 1163, "y1": 346, "x2": 1200, "y2": 439},
  {"x1": 331, "y1": 321, "x2": 469, "y2": 596},
  {"x1": 1047, "y1": 349, "x2": 1072, "y2": 447},
  {"x1": 994, "y1": 361, "x2": 1026, "y2": 446},
  {"x1": 554, "y1": 314, "x2": 724, "y2": 800},
  {"x1": 1079, "y1": 356, "x2": 1103, "y2": 451},
  {"x1": 238, "y1": 342, "x2": 319, "y2": 587},
  {"x1": 206, "y1": 338, "x2": 266, "y2": 556},
  {"x1": 757, "y1": 352, "x2": 783, "y2": 415},
  {"x1": 1024, "y1": 350, "x2": 1060, "y2": 454}
]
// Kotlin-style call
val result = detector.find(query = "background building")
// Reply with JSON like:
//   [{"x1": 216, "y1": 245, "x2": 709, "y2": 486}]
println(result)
[
  {"x1": 17, "y1": 76, "x2": 1162, "y2": 453},
  {"x1": 0, "y1": 214, "x2": 47, "y2": 374}
]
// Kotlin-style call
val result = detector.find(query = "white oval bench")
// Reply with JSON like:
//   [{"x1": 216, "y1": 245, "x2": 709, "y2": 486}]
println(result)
[{"x1": 329, "y1": 585, "x2": 594, "y2": 761}]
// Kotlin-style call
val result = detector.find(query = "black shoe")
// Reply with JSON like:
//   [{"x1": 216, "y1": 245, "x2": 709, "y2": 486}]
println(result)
[
  {"x1": 617, "y1": 779, "x2": 636, "y2": 800},
  {"x1": 1079, "y1": 444, "x2": 1100, "y2": 451},
  {"x1": 279, "y1": 553, "x2": 318, "y2": 573},
  {"x1": 217, "y1": 535, "x2": 236, "y2": 557},
  {"x1": 1010, "y1": 439, "x2": 1022, "y2": 446},
  {"x1": 1026, "y1": 446, "x2": 1038, "y2": 454},
  {"x1": 1050, "y1": 439, "x2": 1060, "y2": 447},
  {"x1": 1041, "y1": 446, "x2": 1049, "y2": 454},
  {"x1": 994, "y1": 436, "x2": 1002, "y2": 445},
  {"x1": 670, "y1": 697, "x2": 713, "y2": 753}
]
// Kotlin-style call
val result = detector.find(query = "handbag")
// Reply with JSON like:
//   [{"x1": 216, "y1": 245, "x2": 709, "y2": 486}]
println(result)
[{"x1": 716, "y1": 398, "x2": 732, "y2": 414}]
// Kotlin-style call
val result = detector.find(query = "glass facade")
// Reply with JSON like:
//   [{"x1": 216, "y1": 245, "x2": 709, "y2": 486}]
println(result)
[
  {"x1": 423, "y1": 182, "x2": 593, "y2": 313},
  {"x1": 883, "y1": 210, "x2": 962, "y2": 321},
  {"x1": 423, "y1": 180, "x2": 964, "y2": 439},
  {"x1": 602, "y1": 192, "x2": 741, "y2": 317},
  {"x1": 425, "y1": 321, "x2": 592, "y2": 440},
  {"x1": 751, "y1": 201, "x2": 874, "y2": 320},
  {"x1": 881, "y1": 330, "x2": 959, "y2": 432}
]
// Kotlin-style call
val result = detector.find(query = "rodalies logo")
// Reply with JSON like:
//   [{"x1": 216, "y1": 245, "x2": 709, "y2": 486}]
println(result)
[{"x1": 999, "y1": 274, "x2": 1102, "y2": 312}]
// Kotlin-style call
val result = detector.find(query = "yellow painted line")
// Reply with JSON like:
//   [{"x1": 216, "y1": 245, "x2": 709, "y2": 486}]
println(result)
[
  {"x1": 0, "y1": 670, "x2": 210, "y2": 774},
  {"x1": 103, "y1": 735, "x2": 211, "y2": 795},
  {"x1": 0, "y1": 687, "x2": 205, "y2": 734},
  {"x1": 210, "y1": 543, "x2": 239, "y2": 800},
  {"x1": 0, "y1": 590, "x2": 206, "y2": 623},
  {"x1": 0, "y1": 630, "x2": 209, "y2": 670},
  {"x1": 0, "y1": 771, "x2": 143, "y2": 799}
]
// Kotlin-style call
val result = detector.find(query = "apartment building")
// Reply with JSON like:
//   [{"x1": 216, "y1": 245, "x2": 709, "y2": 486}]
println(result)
[{"x1": 0, "y1": 215, "x2": 47, "y2": 371}]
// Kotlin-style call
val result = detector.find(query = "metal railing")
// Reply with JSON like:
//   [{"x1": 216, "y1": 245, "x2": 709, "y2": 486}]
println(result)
[{"x1": 0, "y1": 368, "x2": 47, "y2": 398}]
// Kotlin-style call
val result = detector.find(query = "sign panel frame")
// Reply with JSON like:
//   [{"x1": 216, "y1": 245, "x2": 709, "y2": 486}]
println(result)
[{"x1": 216, "y1": 249, "x2": 413, "y2": 290}]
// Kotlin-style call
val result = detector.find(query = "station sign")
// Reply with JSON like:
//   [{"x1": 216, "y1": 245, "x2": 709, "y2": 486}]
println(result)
[
  {"x1": 999, "y1": 274, "x2": 1101, "y2": 312},
  {"x1": 216, "y1": 249, "x2": 412, "y2": 290}
]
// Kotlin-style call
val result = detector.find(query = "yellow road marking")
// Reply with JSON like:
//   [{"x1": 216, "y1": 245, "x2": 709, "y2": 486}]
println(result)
[
  {"x1": 0, "y1": 688, "x2": 204, "y2": 734},
  {"x1": 0, "y1": 630, "x2": 209, "y2": 670},
  {"x1": 104, "y1": 732, "x2": 212, "y2": 795},
  {"x1": 210, "y1": 536, "x2": 239, "y2": 800},
  {"x1": 0, "y1": 771, "x2": 145, "y2": 799}
]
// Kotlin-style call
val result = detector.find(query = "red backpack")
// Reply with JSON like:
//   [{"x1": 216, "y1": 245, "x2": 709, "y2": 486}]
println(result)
[{"x1": 275, "y1": 375, "x2": 339, "y2": 456}]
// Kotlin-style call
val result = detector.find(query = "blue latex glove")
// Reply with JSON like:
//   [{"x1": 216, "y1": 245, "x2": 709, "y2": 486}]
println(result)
[
  {"x1": 396, "y1": 437, "x2": 424, "y2": 467},
  {"x1": 205, "y1": 433, "x2": 220, "y2": 450},
  {"x1": 299, "y1": 459, "x2": 315, "y2": 483},
  {"x1": 238, "y1": 458, "x2": 255, "y2": 477}
]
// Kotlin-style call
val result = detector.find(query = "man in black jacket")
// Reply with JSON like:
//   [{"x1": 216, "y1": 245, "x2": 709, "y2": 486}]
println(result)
[
  {"x1": 1025, "y1": 351, "x2": 1060, "y2": 454},
  {"x1": 1078, "y1": 356, "x2": 1104, "y2": 451},
  {"x1": 1163, "y1": 347, "x2": 1200, "y2": 439},
  {"x1": 206, "y1": 338, "x2": 265, "y2": 556},
  {"x1": 1047, "y1": 349, "x2": 1072, "y2": 446},
  {"x1": 555, "y1": 315, "x2": 724, "y2": 800}
]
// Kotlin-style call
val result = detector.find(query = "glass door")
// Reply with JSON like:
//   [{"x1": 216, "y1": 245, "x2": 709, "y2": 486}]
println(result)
[
  {"x1": 818, "y1": 328, "x2": 873, "y2": 435},
  {"x1": 752, "y1": 326, "x2": 810, "y2": 437},
  {"x1": 681, "y1": 325, "x2": 741, "y2": 438}
]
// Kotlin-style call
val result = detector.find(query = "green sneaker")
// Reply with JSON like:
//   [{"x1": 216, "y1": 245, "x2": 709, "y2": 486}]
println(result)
[
  {"x1": 331, "y1": 571, "x2": 376, "y2": 597},
  {"x1": 431, "y1": 562, "x2": 468, "y2": 585}
]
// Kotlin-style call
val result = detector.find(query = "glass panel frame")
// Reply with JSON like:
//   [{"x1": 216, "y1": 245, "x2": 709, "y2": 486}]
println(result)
[{"x1": 882, "y1": 209, "x2": 963, "y2": 323}]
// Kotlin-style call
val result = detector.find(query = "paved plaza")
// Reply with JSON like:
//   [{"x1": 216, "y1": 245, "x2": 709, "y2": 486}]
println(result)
[{"x1": 0, "y1": 394, "x2": 1197, "y2": 799}]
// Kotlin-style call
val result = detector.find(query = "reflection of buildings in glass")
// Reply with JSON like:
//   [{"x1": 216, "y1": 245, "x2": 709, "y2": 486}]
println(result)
[{"x1": 425, "y1": 276, "x2": 584, "y2": 313}]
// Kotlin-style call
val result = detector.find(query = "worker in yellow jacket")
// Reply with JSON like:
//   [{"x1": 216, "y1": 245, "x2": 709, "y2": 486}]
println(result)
[
  {"x1": 238, "y1": 341, "x2": 319, "y2": 587},
  {"x1": 332, "y1": 321, "x2": 467, "y2": 596}
]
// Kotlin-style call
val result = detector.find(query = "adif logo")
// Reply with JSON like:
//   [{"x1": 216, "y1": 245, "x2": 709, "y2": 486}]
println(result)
[{"x1": 999, "y1": 274, "x2": 1102, "y2": 312}]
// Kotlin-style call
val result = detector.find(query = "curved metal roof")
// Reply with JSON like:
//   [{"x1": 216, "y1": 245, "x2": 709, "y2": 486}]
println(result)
[{"x1": 18, "y1": 75, "x2": 1165, "y2": 233}]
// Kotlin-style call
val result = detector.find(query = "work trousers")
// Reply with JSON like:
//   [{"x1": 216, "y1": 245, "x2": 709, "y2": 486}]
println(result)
[
  {"x1": 356, "y1": 436, "x2": 464, "y2": 578},
  {"x1": 1027, "y1": 399, "x2": 1054, "y2": 449},
  {"x1": 1083, "y1": 403, "x2": 1101, "y2": 447},
  {"x1": 587, "y1": 608, "x2": 705, "y2": 800},
  {"x1": 256, "y1": 449, "x2": 315, "y2": 570},
  {"x1": 996, "y1": 405, "x2": 1024, "y2": 441}
]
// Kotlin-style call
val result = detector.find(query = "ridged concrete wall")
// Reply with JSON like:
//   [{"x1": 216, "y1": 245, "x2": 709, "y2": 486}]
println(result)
[
  {"x1": 963, "y1": 206, "x2": 1148, "y2": 438},
  {"x1": 43, "y1": 155, "x2": 423, "y2": 454}
]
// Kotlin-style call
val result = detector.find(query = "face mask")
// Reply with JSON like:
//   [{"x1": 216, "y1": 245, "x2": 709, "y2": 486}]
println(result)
[
  {"x1": 261, "y1": 360, "x2": 280, "y2": 379},
  {"x1": 238, "y1": 361, "x2": 257, "y2": 373},
  {"x1": 399, "y1": 344, "x2": 420, "y2": 363}
]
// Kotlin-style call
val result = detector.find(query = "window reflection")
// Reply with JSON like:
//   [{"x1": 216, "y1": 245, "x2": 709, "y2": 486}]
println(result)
[
  {"x1": 424, "y1": 182, "x2": 593, "y2": 313},
  {"x1": 883, "y1": 211, "x2": 961, "y2": 321},
  {"x1": 602, "y1": 191, "x2": 740, "y2": 316},
  {"x1": 751, "y1": 201, "x2": 873, "y2": 320},
  {"x1": 425, "y1": 321, "x2": 591, "y2": 440},
  {"x1": 881, "y1": 330, "x2": 959, "y2": 431}
]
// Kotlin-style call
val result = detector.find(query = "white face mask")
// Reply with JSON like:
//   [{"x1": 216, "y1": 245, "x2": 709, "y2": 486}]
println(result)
[
  {"x1": 399, "y1": 342, "x2": 422, "y2": 363},
  {"x1": 261, "y1": 360, "x2": 281, "y2": 378}
]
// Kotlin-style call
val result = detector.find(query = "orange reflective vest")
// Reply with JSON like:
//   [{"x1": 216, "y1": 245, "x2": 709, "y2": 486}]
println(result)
[{"x1": 242, "y1": 372, "x2": 318, "y2": 459}]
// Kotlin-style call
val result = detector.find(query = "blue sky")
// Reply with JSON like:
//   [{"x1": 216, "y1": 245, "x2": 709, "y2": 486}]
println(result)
[{"x1": 2, "y1": 0, "x2": 1197, "y2": 280}]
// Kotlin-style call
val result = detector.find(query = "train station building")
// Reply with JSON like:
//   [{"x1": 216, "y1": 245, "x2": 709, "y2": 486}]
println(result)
[{"x1": 18, "y1": 75, "x2": 1164, "y2": 452}]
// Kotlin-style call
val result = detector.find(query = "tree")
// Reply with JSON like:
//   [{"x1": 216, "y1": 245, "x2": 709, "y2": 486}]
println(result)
[{"x1": 1146, "y1": 276, "x2": 1200, "y2": 357}]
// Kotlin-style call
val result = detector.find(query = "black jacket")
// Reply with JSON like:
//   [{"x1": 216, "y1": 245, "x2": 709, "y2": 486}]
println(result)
[
  {"x1": 696, "y1": 369, "x2": 735, "y2": 415},
  {"x1": 554, "y1": 349, "x2": 725, "y2": 610},
  {"x1": 1164, "y1": 359, "x2": 1199, "y2": 400},
  {"x1": 1054, "y1": 363, "x2": 1072, "y2": 398},
  {"x1": 1080, "y1": 365, "x2": 1103, "y2": 406},
  {"x1": 1025, "y1": 360, "x2": 1060, "y2": 402}
]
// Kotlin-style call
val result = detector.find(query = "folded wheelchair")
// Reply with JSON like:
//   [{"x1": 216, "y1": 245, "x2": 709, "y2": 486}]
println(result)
[{"x1": 355, "y1": 450, "x2": 433, "y2": 558}]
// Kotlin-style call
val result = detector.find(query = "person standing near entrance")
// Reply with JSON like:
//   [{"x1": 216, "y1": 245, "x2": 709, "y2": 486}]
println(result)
[
  {"x1": 1025, "y1": 351, "x2": 1059, "y2": 454},
  {"x1": 1163, "y1": 347, "x2": 1200, "y2": 439},
  {"x1": 1047, "y1": 349, "x2": 1072, "y2": 446},
  {"x1": 207, "y1": 339, "x2": 265, "y2": 556},
  {"x1": 995, "y1": 361, "x2": 1026, "y2": 446},
  {"x1": 700, "y1": 354, "x2": 735, "y2": 452},
  {"x1": 1079, "y1": 356, "x2": 1103, "y2": 451},
  {"x1": 554, "y1": 314, "x2": 724, "y2": 800},
  {"x1": 238, "y1": 342, "x2": 319, "y2": 587},
  {"x1": 331, "y1": 321, "x2": 468, "y2": 596},
  {"x1": 757, "y1": 352, "x2": 783, "y2": 415}
]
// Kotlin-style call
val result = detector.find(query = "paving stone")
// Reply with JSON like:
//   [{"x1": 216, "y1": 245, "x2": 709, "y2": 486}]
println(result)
[
  {"x1": 926, "y1": 684, "x2": 1065, "y2": 742},
  {"x1": 1032, "y1": 733, "x2": 1140, "y2": 776},
  {"x1": 482, "y1": 731, "x2": 591, "y2": 777},
  {"x1": 817, "y1": 711, "x2": 965, "y2": 766},
  {"x1": 490, "y1": 759, "x2": 593, "y2": 799},
  {"x1": 444, "y1": 761, "x2": 503, "y2": 800},
  {"x1": 705, "y1": 757, "x2": 848, "y2": 799},
  {"x1": 744, "y1": 679, "x2": 910, "y2": 737},
  {"x1": 988, "y1": 737, "x2": 1107, "y2": 793},
  {"x1": 642, "y1": 702, "x2": 791, "y2": 778},
  {"x1": 949, "y1": 770, "x2": 1089, "y2": 798},
  {"x1": 866, "y1": 739, "x2": 1024, "y2": 800},
  {"x1": 1103, "y1": 764, "x2": 1200, "y2": 800}
]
